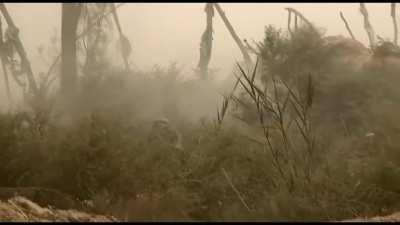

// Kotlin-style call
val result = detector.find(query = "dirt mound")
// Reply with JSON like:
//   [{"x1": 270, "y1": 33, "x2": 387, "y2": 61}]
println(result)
[
  {"x1": 0, "y1": 196, "x2": 117, "y2": 222},
  {"x1": 0, "y1": 187, "x2": 82, "y2": 210},
  {"x1": 343, "y1": 211, "x2": 400, "y2": 222}
]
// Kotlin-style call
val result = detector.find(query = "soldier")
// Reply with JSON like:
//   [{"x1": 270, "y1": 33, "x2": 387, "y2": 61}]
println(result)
[{"x1": 147, "y1": 118, "x2": 184, "y2": 151}]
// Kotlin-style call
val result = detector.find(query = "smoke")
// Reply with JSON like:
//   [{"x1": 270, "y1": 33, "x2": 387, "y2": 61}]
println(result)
[{"x1": 0, "y1": 3, "x2": 398, "y2": 118}]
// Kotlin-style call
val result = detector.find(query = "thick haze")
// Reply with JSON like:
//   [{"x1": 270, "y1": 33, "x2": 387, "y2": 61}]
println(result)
[{"x1": 0, "y1": 3, "x2": 397, "y2": 109}]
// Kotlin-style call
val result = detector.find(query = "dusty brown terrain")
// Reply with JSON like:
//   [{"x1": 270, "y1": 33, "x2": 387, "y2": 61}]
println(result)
[
  {"x1": 342, "y1": 212, "x2": 400, "y2": 222},
  {"x1": 0, "y1": 187, "x2": 83, "y2": 210},
  {"x1": 0, "y1": 196, "x2": 117, "y2": 222},
  {"x1": 0, "y1": 190, "x2": 398, "y2": 222}
]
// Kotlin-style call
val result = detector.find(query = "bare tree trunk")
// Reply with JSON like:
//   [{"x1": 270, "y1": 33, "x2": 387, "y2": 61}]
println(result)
[
  {"x1": 0, "y1": 3, "x2": 37, "y2": 95},
  {"x1": 287, "y1": 10, "x2": 293, "y2": 36},
  {"x1": 110, "y1": 3, "x2": 130, "y2": 71},
  {"x1": 285, "y1": 7, "x2": 317, "y2": 33},
  {"x1": 214, "y1": 3, "x2": 252, "y2": 67},
  {"x1": 47, "y1": 4, "x2": 125, "y2": 84},
  {"x1": 391, "y1": 3, "x2": 398, "y2": 46},
  {"x1": 46, "y1": 3, "x2": 125, "y2": 88},
  {"x1": 81, "y1": 3, "x2": 112, "y2": 75},
  {"x1": 340, "y1": 11, "x2": 356, "y2": 40},
  {"x1": 0, "y1": 18, "x2": 11, "y2": 106},
  {"x1": 198, "y1": 3, "x2": 214, "y2": 79},
  {"x1": 359, "y1": 3, "x2": 376, "y2": 48},
  {"x1": 61, "y1": 3, "x2": 82, "y2": 99}
]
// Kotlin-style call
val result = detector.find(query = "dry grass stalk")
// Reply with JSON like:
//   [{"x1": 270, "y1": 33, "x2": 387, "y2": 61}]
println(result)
[
  {"x1": 221, "y1": 167, "x2": 251, "y2": 212},
  {"x1": 232, "y1": 57, "x2": 317, "y2": 190}
]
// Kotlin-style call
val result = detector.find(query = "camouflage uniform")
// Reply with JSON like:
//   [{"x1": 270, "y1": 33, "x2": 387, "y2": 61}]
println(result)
[{"x1": 147, "y1": 118, "x2": 183, "y2": 150}]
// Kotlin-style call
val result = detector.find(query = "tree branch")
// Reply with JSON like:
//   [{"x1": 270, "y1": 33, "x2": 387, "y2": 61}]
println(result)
[
  {"x1": 110, "y1": 3, "x2": 130, "y2": 70},
  {"x1": 0, "y1": 3, "x2": 38, "y2": 94},
  {"x1": 0, "y1": 18, "x2": 11, "y2": 106},
  {"x1": 285, "y1": 7, "x2": 317, "y2": 34},
  {"x1": 359, "y1": 3, "x2": 376, "y2": 48},
  {"x1": 287, "y1": 10, "x2": 293, "y2": 36},
  {"x1": 45, "y1": 3, "x2": 126, "y2": 86},
  {"x1": 197, "y1": 3, "x2": 214, "y2": 79},
  {"x1": 214, "y1": 3, "x2": 252, "y2": 67},
  {"x1": 340, "y1": 11, "x2": 356, "y2": 40},
  {"x1": 392, "y1": 3, "x2": 398, "y2": 45}
]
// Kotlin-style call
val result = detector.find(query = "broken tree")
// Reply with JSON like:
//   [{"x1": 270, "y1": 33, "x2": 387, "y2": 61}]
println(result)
[
  {"x1": 0, "y1": 18, "x2": 11, "y2": 105},
  {"x1": 391, "y1": 3, "x2": 398, "y2": 46},
  {"x1": 197, "y1": 3, "x2": 214, "y2": 79},
  {"x1": 359, "y1": 3, "x2": 376, "y2": 48},
  {"x1": 285, "y1": 7, "x2": 318, "y2": 35},
  {"x1": 0, "y1": 3, "x2": 38, "y2": 95},
  {"x1": 110, "y1": 3, "x2": 131, "y2": 71},
  {"x1": 61, "y1": 3, "x2": 82, "y2": 99},
  {"x1": 340, "y1": 11, "x2": 356, "y2": 40},
  {"x1": 47, "y1": 3, "x2": 126, "y2": 89},
  {"x1": 214, "y1": 3, "x2": 252, "y2": 67}
]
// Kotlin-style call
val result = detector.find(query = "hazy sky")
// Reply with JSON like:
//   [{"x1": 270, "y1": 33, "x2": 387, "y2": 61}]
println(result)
[
  {"x1": 0, "y1": 2, "x2": 396, "y2": 104},
  {"x1": 6, "y1": 3, "x2": 396, "y2": 76}
]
